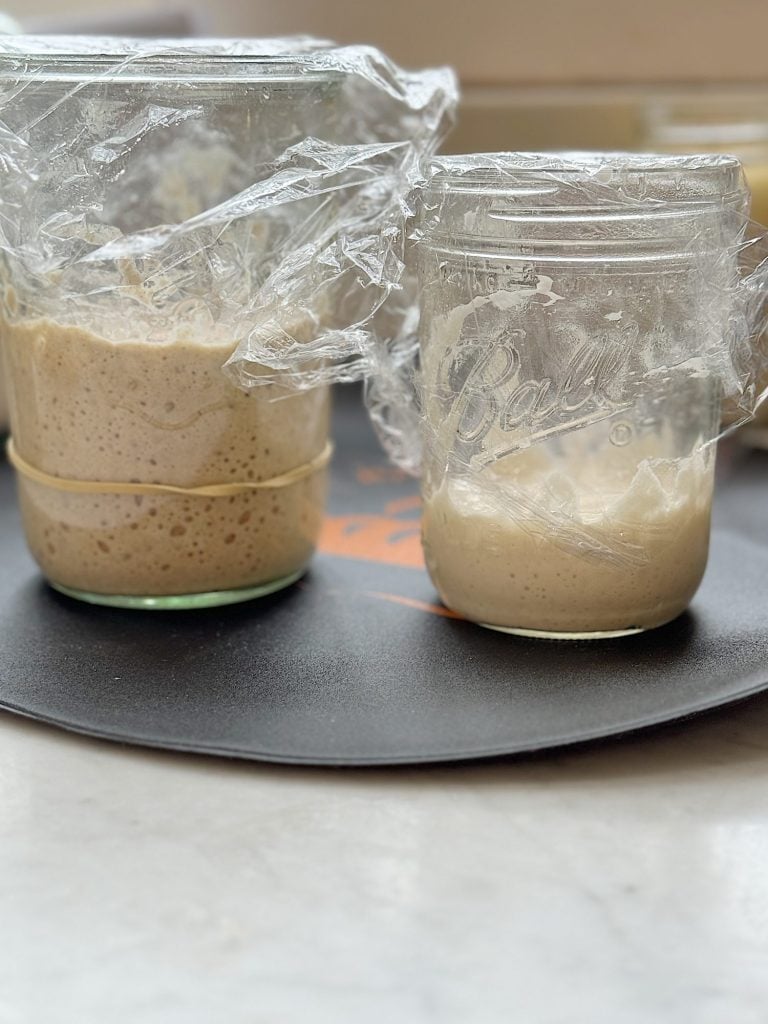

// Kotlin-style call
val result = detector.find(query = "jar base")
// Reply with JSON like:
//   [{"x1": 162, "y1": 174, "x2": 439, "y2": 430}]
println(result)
[
  {"x1": 49, "y1": 569, "x2": 306, "y2": 611},
  {"x1": 478, "y1": 621, "x2": 647, "y2": 640}
]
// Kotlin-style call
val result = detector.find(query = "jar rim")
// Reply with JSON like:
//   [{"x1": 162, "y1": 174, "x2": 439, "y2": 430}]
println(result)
[
  {"x1": 417, "y1": 152, "x2": 747, "y2": 263},
  {"x1": 426, "y1": 151, "x2": 746, "y2": 201},
  {"x1": 0, "y1": 36, "x2": 344, "y2": 85}
]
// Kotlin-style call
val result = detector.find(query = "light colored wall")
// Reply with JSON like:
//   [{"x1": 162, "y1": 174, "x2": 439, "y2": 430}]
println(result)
[
  {"x1": 6, "y1": 0, "x2": 768, "y2": 85},
  {"x1": 4, "y1": 0, "x2": 154, "y2": 18},
  {"x1": 213, "y1": 0, "x2": 768, "y2": 85}
]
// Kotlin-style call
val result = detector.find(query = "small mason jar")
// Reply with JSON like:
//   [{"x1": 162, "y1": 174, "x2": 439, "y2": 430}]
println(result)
[
  {"x1": 0, "y1": 41, "x2": 341, "y2": 609},
  {"x1": 416, "y1": 153, "x2": 747, "y2": 638}
]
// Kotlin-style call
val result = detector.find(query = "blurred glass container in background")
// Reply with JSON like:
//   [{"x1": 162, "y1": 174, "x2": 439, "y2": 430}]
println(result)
[
  {"x1": 646, "y1": 91, "x2": 768, "y2": 225},
  {"x1": 646, "y1": 91, "x2": 768, "y2": 444}
]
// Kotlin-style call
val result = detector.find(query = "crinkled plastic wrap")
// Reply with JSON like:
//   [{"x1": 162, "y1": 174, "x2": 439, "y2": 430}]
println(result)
[
  {"x1": 410, "y1": 152, "x2": 768, "y2": 464},
  {"x1": 405, "y1": 153, "x2": 768, "y2": 602},
  {"x1": 0, "y1": 35, "x2": 457, "y2": 377}
]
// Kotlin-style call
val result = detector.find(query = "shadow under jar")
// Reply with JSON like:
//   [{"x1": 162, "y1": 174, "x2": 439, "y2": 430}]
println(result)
[
  {"x1": 0, "y1": 41, "x2": 342, "y2": 609},
  {"x1": 416, "y1": 153, "x2": 748, "y2": 638}
]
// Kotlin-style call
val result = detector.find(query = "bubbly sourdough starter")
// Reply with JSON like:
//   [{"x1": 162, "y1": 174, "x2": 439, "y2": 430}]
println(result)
[
  {"x1": 422, "y1": 446, "x2": 715, "y2": 635},
  {"x1": 1, "y1": 318, "x2": 329, "y2": 596}
]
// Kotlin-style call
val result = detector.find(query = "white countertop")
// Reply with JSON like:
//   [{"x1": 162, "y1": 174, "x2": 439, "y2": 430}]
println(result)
[{"x1": 1, "y1": 698, "x2": 768, "y2": 1024}]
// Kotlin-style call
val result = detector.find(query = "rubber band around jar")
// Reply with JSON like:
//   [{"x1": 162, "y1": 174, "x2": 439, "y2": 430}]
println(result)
[{"x1": 5, "y1": 437, "x2": 333, "y2": 498}]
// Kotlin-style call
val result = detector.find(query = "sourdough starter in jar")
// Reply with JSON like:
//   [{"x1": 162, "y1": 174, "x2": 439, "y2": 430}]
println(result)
[
  {"x1": 2, "y1": 319, "x2": 329, "y2": 598},
  {"x1": 422, "y1": 428, "x2": 715, "y2": 636}
]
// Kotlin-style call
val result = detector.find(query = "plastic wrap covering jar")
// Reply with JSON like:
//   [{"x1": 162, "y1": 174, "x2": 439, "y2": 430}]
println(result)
[
  {"x1": 0, "y1": 41, "x2": 343, "y2": 609},
  {"x1": 416, "y1": 153, "x2": 748, "y2": 639}
]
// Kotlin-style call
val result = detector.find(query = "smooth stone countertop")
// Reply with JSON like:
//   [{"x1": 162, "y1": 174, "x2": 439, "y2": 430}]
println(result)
[{"x1": 2, "y1": 694, "x2": 768, "y2": 1024}]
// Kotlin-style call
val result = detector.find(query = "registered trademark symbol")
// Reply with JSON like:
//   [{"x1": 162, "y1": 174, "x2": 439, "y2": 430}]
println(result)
[{"x1": 609, "y1": 421, "x2": 633, "y2": 446}]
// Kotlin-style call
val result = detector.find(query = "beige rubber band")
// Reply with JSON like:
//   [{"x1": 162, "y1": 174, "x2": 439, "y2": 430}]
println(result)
[{"x1": 6, "y1": 437, "x2": 333, "y2": 497}]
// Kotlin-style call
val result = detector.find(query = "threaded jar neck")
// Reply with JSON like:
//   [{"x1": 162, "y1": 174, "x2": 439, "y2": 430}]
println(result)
[{"x1": 417, "y1": 152, "x2": 749, "y2": 266}]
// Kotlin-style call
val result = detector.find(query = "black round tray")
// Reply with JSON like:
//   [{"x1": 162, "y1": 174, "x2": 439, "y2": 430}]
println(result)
[{"x1": 1, "y1": 388, "x2": 767, "y2": 766}]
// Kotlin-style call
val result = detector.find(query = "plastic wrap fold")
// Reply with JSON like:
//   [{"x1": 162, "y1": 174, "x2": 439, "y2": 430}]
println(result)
[{"x1": 0, "y1": 35, "x2": 457, "y2": 396}]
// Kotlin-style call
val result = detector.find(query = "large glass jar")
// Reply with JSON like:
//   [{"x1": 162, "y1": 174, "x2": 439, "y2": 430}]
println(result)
[
  {"x1": 0, "y1": 41, "x2": 341, "y2": 609},
  {"x1": 416, "y1": 153, "x2": 747, "y2": 638}
]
